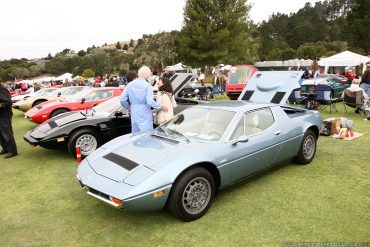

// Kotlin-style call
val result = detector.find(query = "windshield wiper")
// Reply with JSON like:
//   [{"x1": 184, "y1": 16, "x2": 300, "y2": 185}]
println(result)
[
  {"x1": 169, "y1": 129, "x2": 190, "y2": 143},
  {"x1": 156, "y1": 126, "x2": 169, "y2": 136}
]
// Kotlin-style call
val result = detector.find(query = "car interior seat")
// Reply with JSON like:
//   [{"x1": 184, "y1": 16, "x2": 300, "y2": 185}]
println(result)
[{"x1": 244, "y1": 114, "x2": 261, "y2": 136}]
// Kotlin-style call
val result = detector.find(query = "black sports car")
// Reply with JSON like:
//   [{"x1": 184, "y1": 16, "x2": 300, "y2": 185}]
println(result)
[{"x1": 24, "y1": 73, "x2": 203, "y2": 157}]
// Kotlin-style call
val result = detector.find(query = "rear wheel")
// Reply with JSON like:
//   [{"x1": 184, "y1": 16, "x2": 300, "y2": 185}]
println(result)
[
  {"x1": 167, "y1": 167, "x2": 215, "y2": 221},
  {"x1": 294, "y1": 129, "x2": 317, "y2": 165},
  {"x1": 67, "y1": 128, "x2": 102, "y2": 157},
  {"x1": 50, "y1": 109, "x2": 68, "y2": 118}
]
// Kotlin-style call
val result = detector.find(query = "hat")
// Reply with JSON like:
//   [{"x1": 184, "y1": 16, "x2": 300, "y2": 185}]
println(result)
[{"x1": 366, "y1": 61, "x2": 370, "y2": 66}]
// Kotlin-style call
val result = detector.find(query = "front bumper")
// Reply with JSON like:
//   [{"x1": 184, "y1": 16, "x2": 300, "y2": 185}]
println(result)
[
  {"x1": 24, "y1": 131, "x2": 67, "y2": 148},
  {"x1": 76, "y1": 173, "x2": 171, "y2": 212},
  {"x1": 23, "y1": 131, "x2": 40, "y2": 145}
]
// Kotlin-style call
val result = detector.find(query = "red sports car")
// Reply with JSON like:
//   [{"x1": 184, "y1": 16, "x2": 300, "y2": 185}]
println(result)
[{"x1": 25, "y1": 87, "x2": 123, "y2": 124}]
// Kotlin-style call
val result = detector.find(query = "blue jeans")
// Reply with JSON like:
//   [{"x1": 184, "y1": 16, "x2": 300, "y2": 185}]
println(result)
[{"x1": 360, "y1": 83, "x2": 370, "y2": 97}]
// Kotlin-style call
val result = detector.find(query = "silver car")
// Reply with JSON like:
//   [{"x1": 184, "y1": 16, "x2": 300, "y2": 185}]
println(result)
[{"x1": 76, "y1": 71, "x2": 323, "y2": 221}]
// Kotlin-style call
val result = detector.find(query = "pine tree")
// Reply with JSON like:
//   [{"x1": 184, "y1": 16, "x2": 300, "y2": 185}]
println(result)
[{"x1": 178, "y1": 0, "x2": 259, "y2": 66}]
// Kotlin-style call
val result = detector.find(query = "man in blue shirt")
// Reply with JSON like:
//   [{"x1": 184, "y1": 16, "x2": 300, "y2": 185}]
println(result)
[{"x1": 120, "y1": 66, "x2": 168, "y2": 134}]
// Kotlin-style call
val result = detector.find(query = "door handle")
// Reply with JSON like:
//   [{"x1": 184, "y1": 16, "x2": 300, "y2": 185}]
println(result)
[{"x1": 274, "y1": 131, "x2": 282, "y2": 135}]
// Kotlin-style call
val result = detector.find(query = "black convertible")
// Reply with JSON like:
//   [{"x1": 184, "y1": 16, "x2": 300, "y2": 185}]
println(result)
[{"x1": 24, "y1": 73, "x2": 202, "y2": 157}]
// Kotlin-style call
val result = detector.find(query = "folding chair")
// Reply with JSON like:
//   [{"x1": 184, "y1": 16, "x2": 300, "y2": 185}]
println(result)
[
  {"x1": 343, "y1": 89, "x2": 367, "y2": 118},
  {"x1": 315, "y1": 84, "x2": 338, "y2": 114},
  {"x1": 288, "y1": 88, "x2": 302, "y2": 105}
]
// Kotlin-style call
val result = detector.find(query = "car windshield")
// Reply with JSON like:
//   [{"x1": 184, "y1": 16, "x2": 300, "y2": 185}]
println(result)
[
  {"x1": 89, "y1": 97, "x2": 123, "y2": 116},
  {"x1": 50, "y1": 87, "x2": 69, "y2": 96},
  {"x1": 66, "y1": 89, "x2": 92, "y2": 102},
  {"x1": 63, "y1": 87, "x2": 88, "y2": 96},
  {"x1": 228, "y1": 66, "x2": 247, "y2": 85},
  {"x1": 160, "y1": 107, "x2": 235, "y2": 141},
  {"x1": 34, "y1": 88, "x2": 47, "y2": 95}
]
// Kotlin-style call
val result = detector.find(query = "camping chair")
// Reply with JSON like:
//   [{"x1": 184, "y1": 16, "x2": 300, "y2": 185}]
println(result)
[
  {"x1": 315, "y1": 84, "x2": 338, "y2": 114},
  {"x1": 288, "y1": 88, "x2": 302, "y2": 105},
  {"x1": 300, "y1": 84, "x2": 317, "y2": 110},
  {"x1": 343, "y1": 89, "x2": 367, "y2": 118}
]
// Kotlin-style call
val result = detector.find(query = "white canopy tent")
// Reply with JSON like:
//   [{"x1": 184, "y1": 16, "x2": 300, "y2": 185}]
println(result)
[
  {"x1": 165, "y1": 63, "x2": 188, "y2": 72},
  {"x1": 55, "y1": 73, "x2": 73, "y2": 82},
  {"x1": 318, "y1": 51, "x2": 370, "y2": 73}
]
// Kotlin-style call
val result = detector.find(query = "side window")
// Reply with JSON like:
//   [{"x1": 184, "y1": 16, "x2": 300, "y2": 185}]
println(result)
[
  {"x1": 230, "y1": 117, "x2": 244, "y2": 140},
  {"x1": 244, "y1": 108, "x2": 274, "y2": 136},
  {"x1": 85, "y1": 90, "x2": 113, "y2": 101}
]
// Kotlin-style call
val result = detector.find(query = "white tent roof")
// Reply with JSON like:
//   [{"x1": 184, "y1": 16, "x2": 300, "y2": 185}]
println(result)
[
  {"x1": 55, "y1": 73, "x2": 73, "y2": 81},
  {"x1": 32, "y1": 76, "x2": 56, "y2": 83},
  {"x1": 318, "y1": 51, "x2": 370, "y2": 67},
  {"x1": 165, "y1": 63, "x2": 187, "y2": 71},
  {"x1": 17, "y1": 79, "x2": 33, "y2": 85},
  {"x1": 255, "y1": 59, "x2": 313, "y2": 67}
]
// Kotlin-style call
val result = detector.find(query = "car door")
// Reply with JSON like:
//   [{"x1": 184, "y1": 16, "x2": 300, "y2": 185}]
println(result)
[
  {"x1": 105, "y1": 108, "x2": 131, "y2": 140},
  {"x1": 227, "y1": 108, "x2": 284, "y2": 182},
  {"x1": 327, "y1": 78, "x2": 348, "y2": 99}
]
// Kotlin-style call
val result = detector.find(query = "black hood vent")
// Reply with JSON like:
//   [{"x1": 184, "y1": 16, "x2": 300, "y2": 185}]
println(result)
[
  {"x1": 103, "y1": 153, "x2": 139, "y2": 171},
  {"x1": 48, "y1": 121, "x2": 58, "y2": 129}
]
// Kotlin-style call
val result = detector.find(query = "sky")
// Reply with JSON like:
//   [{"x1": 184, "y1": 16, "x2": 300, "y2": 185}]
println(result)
[{"x1": 0, "y1": 0, "x2": 317, "y2": 60}]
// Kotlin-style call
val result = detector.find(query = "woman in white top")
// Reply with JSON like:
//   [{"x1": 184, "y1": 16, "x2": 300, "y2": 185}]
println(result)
[{"x1": 156, "y1": 77, "x2": 177, "y2": 124}]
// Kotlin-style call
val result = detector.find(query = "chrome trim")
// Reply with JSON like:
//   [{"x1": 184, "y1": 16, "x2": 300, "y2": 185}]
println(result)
[
  {"x1": 123, "y1": 184, "x2": 172, "y2": 202},
  {"x1": 86, "y1": 191, "x2": 123, "y2": 208}
]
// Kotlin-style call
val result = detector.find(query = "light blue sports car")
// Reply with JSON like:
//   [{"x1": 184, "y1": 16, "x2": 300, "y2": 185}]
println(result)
[{"x1": 76, "y1": 71, "x2": 323, "y2": 221}]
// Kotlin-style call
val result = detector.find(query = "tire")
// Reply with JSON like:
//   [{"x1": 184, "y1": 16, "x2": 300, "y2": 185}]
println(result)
[
  {"x1": 67, "y1": 128, "x2": 102, "y2": 157},
  {"x1": 294, "y1": 129, "x2": 317, "y2": 165},
  {"x1": 50, "y1": 109, "x2": 68, "y2": 118},
  {"x1": 32, "y1": 100, "x2": 46, "y2": 107},
  {"x1": 167, "y1": 167, "x2": 215, "y2": 221}
]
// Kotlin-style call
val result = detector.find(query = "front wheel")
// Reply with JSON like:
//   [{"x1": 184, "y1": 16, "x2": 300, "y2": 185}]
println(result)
[
  {"x1": 167, "y1": 167, "x2": 215, "y2": 221},
  {"x1": 67, "y1": 129, "x2": 102, "y2": 157},
  {"x1": 50, "y1": 109, "x2": 68, "y2": 118},
  {"x1": 294, "y1": 129, "x2": 317, "y2": 165}
]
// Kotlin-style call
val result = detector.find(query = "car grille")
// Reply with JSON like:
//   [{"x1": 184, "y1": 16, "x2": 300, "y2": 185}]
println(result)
[{"x1": 88, "y1": 187, "x2": 111, "y2": 201}]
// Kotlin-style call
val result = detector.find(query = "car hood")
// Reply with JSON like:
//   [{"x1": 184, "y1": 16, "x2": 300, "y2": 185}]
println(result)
[
  {"x1": 86, "y1": 133, "x2": 190, "y2": 182},
  {"x1": 238, "y1": 71, "x2": 304, "y2": 104},
  {"x1": 30, "y1": 111, "x2": 86, "y2": 138}
]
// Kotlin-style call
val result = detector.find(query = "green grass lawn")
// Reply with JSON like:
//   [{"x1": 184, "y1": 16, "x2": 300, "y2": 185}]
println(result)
[{"x1": 0, "y1": 104, "x2": 369, "y2": 246}]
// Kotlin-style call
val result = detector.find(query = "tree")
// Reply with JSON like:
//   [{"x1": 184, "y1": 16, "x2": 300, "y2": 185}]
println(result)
[
  {"x1": 86, "y1": 48, "x2": 111, "y2": 75},
  {"x1": 129, "y1": 39, "x2": 135, "y2": 47},
  {"x1": 178, "y1": 0, "x2": 259, "y2": 66},
  {"x1": 123, "y1": 44, "x2": 129, "y2": 51},
  {"x1": 28, "y1": 64, "x2": 45, "y2": 77},
  {"x1": 133, "y1": 32, "x2": 179, "y2": 70},
  {"x1": 116, "y1": 42, "x2": 122, "y2": 49},
  {"x1": 78, "y1": 50, "x2": 86, "y2": 56},
  {"x1": 82, "y1": 69, "x2": 96, "y2": 78},
  {"x1": 9, "y1": 67, "x2": 29, "y2": 79},
  {"x1": 45, "y1": 55, "x2": 69, "y2": 75},
  {"x1": 346, "y1": 0, "x2": 370, "y2": 53}
]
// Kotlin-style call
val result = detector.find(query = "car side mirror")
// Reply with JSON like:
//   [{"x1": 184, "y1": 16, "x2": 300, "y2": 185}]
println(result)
[
  {"x1": 114, "y1": 111, "x2": 123, "y2": 117},
  {"x1": 57, "y1": 92, "x2": 61, "y2": 97},
  {"x1": 232, "y1": 136, "x2": 249, "y2": 146},
  {"x1": 81, "y1": 98, "x2": 85, "y2": 103}
]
